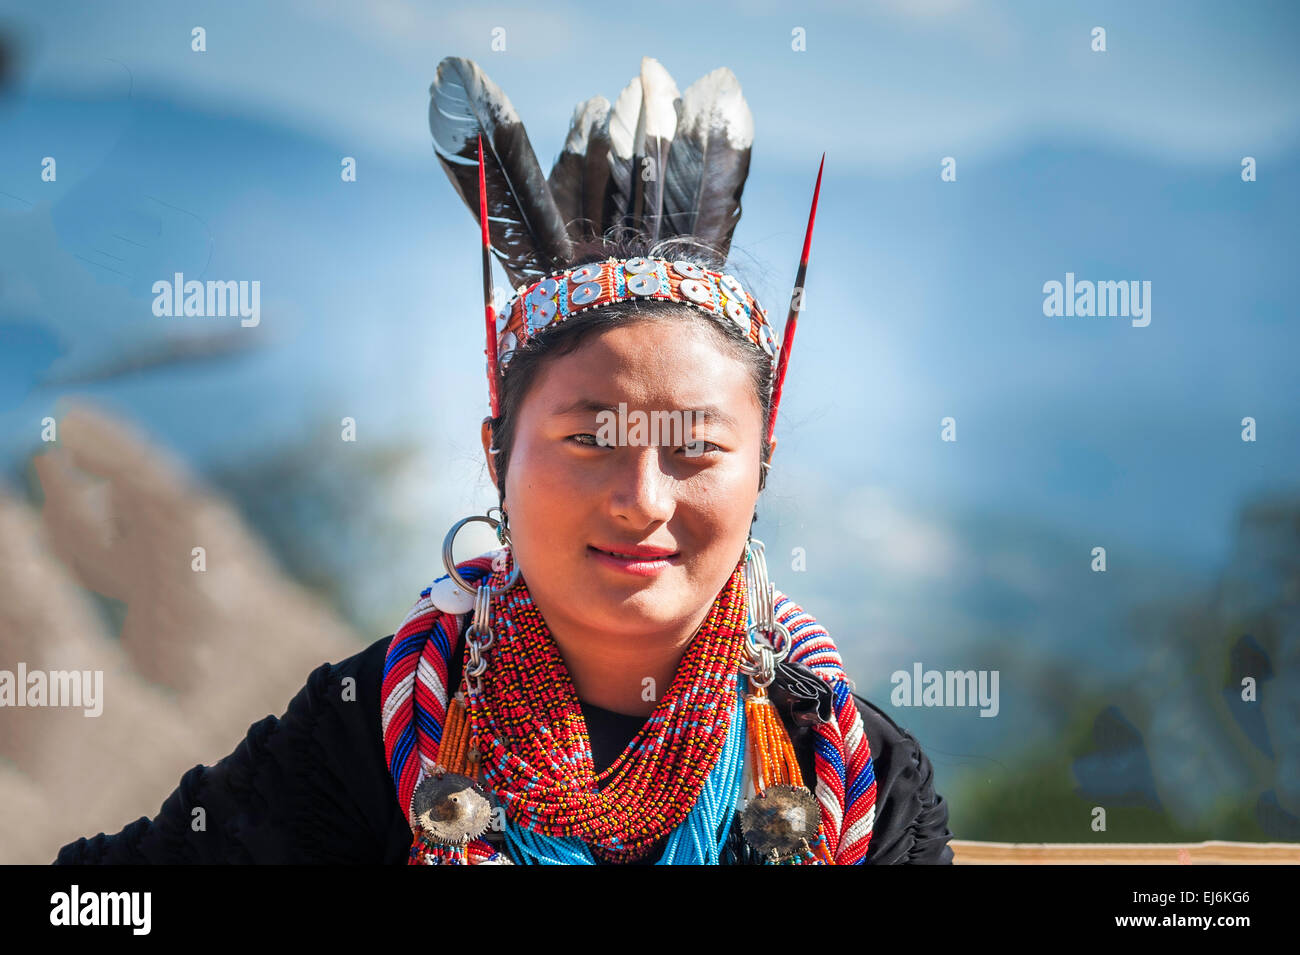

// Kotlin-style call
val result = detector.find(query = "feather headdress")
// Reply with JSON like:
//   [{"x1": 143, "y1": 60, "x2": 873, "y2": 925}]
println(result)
[{"x1": 427, "y1": 55, "x2": 821, "y2": 468}]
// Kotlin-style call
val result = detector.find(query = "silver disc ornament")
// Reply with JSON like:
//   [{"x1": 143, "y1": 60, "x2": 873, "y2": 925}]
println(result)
[
  {"x1": 411, "y1": 771, "x2": 494, "y2": 846},
  {"x1": 739, "y1": 783, "x2": 822, "y2": 862}
]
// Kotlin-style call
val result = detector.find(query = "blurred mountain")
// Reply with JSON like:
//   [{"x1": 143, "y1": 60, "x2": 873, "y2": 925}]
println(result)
[
  {"x1": 0, "y1": 401, "x2": 362, "y2": 863},
  {"x1": 203, "y1": 417, "x2": 429, "y2": 642}
]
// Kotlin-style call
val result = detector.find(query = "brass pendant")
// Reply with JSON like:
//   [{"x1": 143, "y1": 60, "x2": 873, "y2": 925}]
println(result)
[
  {"x1": 739, "y1": 783, "x2": 821, "y2": 863},
  {"x1": 412, "y1": 771, "x2": 493, "y2": 846}
]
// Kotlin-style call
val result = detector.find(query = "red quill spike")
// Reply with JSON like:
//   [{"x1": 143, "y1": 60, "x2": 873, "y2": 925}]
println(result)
[
  {"x1": 478, "y1": 134, "x2": 501, "y2": 419},
  {"x1": 765, "y1": 152, "x2": 824, "y2": 464}
]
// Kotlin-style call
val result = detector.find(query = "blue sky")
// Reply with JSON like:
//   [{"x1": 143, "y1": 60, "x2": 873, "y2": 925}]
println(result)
[{"x1": 1, "y1": 0, "x2": 1298, "y2": 825}]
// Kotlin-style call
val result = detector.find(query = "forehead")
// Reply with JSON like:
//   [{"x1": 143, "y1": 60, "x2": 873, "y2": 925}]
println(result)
[{"x1": 525, "y1": 319, "x2": 761, "y2": 422}]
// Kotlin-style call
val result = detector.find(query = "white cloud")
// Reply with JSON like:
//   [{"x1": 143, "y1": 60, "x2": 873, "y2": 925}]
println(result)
[{"x1": 841, "y1": 483, "x2": 961, "y2": 578}]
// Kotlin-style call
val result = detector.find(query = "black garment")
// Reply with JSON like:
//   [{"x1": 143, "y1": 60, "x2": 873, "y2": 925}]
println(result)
[{"x1": 54, "y1": 635, "x2": 954, "y2": 865}]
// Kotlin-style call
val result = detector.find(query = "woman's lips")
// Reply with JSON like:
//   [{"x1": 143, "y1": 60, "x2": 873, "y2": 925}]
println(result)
[{"x1": 587, "y1": 545, "x2": 680, "y2": 577}]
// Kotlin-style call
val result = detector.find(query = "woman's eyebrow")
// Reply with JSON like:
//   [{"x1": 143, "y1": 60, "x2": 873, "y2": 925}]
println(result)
[{"x1": 549, "y1": 398, "x2": 740, "y2": 429}]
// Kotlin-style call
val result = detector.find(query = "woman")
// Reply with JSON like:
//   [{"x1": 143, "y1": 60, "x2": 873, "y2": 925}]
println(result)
[{"x1": 54, "y1": 56, "x2": 954, "y2": 865}]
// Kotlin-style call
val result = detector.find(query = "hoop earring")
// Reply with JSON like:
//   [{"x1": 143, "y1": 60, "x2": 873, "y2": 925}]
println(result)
[
  {"x1": 441, "y1": 506, "x2": 521, "y2": 695},
  {"x1": 441, "y1": 506, "x2": 520, "y2": 597}
]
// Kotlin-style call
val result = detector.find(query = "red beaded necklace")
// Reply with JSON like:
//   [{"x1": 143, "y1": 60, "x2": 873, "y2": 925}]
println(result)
[{"x1": 465, "y1": 549, "x2": 749, "y2": 863}]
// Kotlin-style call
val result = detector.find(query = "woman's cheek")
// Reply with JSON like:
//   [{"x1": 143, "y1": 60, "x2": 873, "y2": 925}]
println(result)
[{"x1": 689, "y1": 475, "x2": 750, "y2": 527}]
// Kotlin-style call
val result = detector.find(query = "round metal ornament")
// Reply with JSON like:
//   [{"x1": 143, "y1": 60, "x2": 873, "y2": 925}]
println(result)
[
  {"x1": 739, "y1": 783, "x2": 822, "y2": 862},
  {"x1": 411, "y1": 771, "x2": 494, "y2": 846}
]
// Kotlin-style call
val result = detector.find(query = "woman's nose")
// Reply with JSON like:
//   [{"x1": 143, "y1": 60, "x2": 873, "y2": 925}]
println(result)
[{"x1": 606, "y1": 446, "x2": 676, "y2": 526}]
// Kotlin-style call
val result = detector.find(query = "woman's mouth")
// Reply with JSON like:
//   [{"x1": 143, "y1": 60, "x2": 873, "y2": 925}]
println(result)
[{"x1": 587, "y1": 545, "x2": 681, "y2": 577}]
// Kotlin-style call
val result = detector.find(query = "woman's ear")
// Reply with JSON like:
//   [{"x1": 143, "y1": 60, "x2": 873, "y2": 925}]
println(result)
[{"x1": 480, "y1": 417, "x2": 498, "y2": 488}]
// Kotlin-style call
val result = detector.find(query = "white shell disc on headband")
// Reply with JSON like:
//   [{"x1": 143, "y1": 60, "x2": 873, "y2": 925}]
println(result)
[
  {"x1": 627, "y1": 272, "x2": 660, "y2": 295},
  {"x1": 570, "y1": 264, "x2": 601, "y2": 283},
  {"x1": 719, "y1": 274, "x2": 746, "y2": 299},
  {"x1": 759, "y1": 322, "x2": 777, "y2": 356},
  {"x1": 531, "y1": 278, "x2": 559, "y2": 301},
  {"x1": 570, "y1": 280, "x2": 601, "y2": 305},
  {"x1": 672, "y1": 261, "x2": 706, "y2": 279},
  {"x1": 624, "y1": 257, "x2": 656, "y2": 274},
  {"x1": 679, "y1": 278, "x2": 713, "y2": 304},
  {"x1": 724, "y1": 297, "x2": 748, "y2": 328},
  {"x1": 529, "y1": 297, "x2": 557, "y2": 330}
]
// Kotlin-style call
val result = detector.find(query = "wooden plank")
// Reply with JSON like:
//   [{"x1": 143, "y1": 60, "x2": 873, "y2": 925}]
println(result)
[{"x1": 949, "y1": 840, "x2": 1300, "y2": 864}]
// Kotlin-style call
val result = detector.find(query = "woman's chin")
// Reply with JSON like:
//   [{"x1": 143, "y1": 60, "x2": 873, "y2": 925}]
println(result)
[{"x1": 583, "y1": 577, "x2": 689, "y2": 620}]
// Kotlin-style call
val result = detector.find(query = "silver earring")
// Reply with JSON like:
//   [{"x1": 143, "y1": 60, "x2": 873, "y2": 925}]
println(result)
[
  {"x1": 739, "y1": 537, "x2": 789, "y2": 688},
  {"x1": 441, "y1": 505, "x2": 520, "y2": 696},
  {"x1": 490, "y1": 505, "x2": 511, "y2": 547}
]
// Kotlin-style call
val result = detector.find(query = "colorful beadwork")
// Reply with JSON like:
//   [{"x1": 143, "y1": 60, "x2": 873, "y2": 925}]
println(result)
[
  {"x1": 466, "y1": 548, "x2": 747, "y2": 863},
  {"x1": 496, "y1": 675, "x2": 749, "y2": 865},
  {"x1": 381, "y1": 547, "x2": 878, "y2": 865}
]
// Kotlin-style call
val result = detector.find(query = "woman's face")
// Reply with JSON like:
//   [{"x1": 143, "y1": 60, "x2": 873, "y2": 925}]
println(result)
[{"x1": 481, "y1": 317, "x2": 763, "y2": 646}]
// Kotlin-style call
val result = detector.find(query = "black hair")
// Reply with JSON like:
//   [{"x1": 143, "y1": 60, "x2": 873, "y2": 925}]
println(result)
[{"x1": 486, "y1": 229, "x2": 774, "y2": 517}]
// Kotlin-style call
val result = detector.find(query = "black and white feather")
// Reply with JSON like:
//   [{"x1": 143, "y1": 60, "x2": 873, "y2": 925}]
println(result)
[
  {"x1": 431, "y1": 55, "x2": 755, "y2": 280},
  {"x1": 662, "y1": 66, "x2": 753, "y2": 260},
  {"x1": 627, "y1": 57, "x2": 680, "y2": 241},
  {"x1": 548, "y1": 95, "x2": 611, "y2": 242},
  {"x1": 429, "y1": 57, "x2": 574, "y2": 288}
]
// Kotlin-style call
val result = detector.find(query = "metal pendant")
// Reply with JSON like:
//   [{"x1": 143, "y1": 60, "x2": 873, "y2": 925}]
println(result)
[
  {"x1": 412, "y1": 771, "x2": 493, "y2": 846},
  {"x1": 739, "y1": 783, "x2": 821, "y2": 863}
]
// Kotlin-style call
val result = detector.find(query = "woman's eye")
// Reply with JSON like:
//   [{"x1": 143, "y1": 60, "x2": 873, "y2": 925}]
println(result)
[
  {"x1": 680, "y1": 440, "x2": 722, "y2": 457},
  {"x1": 567, "y1": 435, "x2": 720, "y2": 455}
]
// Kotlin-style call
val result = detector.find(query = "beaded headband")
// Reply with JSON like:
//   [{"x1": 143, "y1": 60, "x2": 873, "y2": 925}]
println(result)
[
  {"x1": 430, "y1": 55, "x2": 823, "y2": 467},
  {"x1": 496, "y1": 256, "x2": 778, "y2": 371}
]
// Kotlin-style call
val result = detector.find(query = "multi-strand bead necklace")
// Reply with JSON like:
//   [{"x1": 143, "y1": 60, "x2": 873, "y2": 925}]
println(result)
[
  {"x1": 463, "y1": 553, "x2": 747, "y2": 862},
  {"x1": 383, "y1": 547, "x2": 878, "y2": 865}
]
